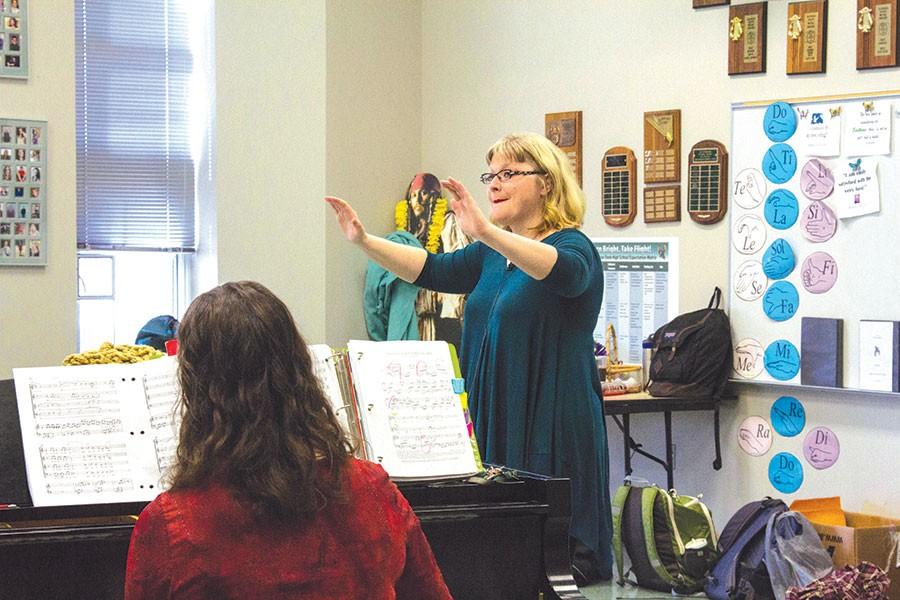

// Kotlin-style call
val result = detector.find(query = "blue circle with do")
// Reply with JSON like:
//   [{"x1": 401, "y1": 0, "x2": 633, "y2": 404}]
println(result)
[
  {"x1": 763, "y1": 281, "x2": 799, "y2": 321},
  {"x1": 763, "y1": 102, "x2": 797, "y2": 142},
  {"x1": 771, "y1": 396, "x2": 805, "y2": 437},
  {"x1": 764, "y1": 339, "x2": 800, "y2": 380},
  {"x1": 768, "y1": 452, "x2": 804, "y2": 494},
  {"x1": 764, "y1": 189, "x2": 799, "y2": 230},
  {"x1": 762, "y1": 239, "x2": 796, "y2": 280},
  {"x1": 762, "y1": 144, "x2": 798, "y2": 184}
]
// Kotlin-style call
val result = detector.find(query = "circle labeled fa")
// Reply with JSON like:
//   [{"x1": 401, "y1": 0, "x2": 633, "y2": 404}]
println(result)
[
  {"x1": 732, "y1": 214, "x2": 767, "y2": 255},
  {"x1": 801, "y1": 252, "x2": 838, "y2": 294},
  {"x1": 800, "y1": 199, "x2": 837, "y2": 243},
  {"x1": 733, "y1": 168, "x2": 768, "y2": 209},
  {"x1": 764, "y1": 339, "x2": 800, "y2": 381},
  {"x1": 771, "y1": 396, "x2": 805, "y2": 437},
  {"x1": 800, "y1": 158, "x2": 835, "y2": 200},
  {"x1": 803, "y1": 426, "x2": 840, "y2": 470},
  {"x1": 763, "y1": 102, "x2": 798, "y2": 142},
  {"x1": 763, "y1": 281, "x2": 799, "y2": 322},
  {"x1": 734, "y1": 338, "x2": 765, "y2": 378},
  {"x1": 733, "y1": 260, "x2": 767, "y2": 302},
  {"x1": 769, "y1": 452, "x2": 804, "y2": 494},
  {"x1": 738, "y1": 416, "x2": 773, "y2": 456},
  {"x1": 764, "y1": 189, "x2": 799, "y2": 230},
  {"x1": 762, "y1": 239, "x2": 796, "y2": 280},
  {"x1": 762, "y1": 143, "x2": 798, "y2": 184}
]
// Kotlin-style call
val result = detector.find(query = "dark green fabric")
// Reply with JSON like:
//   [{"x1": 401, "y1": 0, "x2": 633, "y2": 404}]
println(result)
[{"x1": 363, "y1": 230, "x2": 422, "y2": 341}]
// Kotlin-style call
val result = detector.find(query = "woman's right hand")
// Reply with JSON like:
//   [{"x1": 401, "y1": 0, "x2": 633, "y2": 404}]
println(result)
[{"x1": 325, "y1": 196, "x2": 367, "y2": 245}]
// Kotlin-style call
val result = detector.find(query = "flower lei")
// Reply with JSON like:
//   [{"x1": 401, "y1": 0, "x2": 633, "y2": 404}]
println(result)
[{"x1": 395, "y1": 197, "x2": 447, "y2": 253}]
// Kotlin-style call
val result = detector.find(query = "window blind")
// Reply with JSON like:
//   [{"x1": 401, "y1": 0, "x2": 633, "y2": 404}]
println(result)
[{"x1": 75, "y1": 0, "x2": 195, "y2": 251}]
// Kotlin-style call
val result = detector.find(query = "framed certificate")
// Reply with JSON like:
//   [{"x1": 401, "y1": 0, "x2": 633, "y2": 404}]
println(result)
[
  {"x1": 601, "y1": 147, "x2": 636, "y2": 227},
  {"x1": 688, "y1": 140, "x2": 728, "y2": 224},
  {"x1": 729, "y1": 2, "x2": 767, "y2": 75},
  {"x1": 545, "y1": 111, "x2": 582, "y2": 186},
  {"x1": 856, "y1": 0, "x2": 899, "y2": 69},
  {"x1": 788, "y1": 0, "x2": 828, "y2": 75},
  {"x1": 643, "y1": 109, "x2": 681, "y2": 184}
]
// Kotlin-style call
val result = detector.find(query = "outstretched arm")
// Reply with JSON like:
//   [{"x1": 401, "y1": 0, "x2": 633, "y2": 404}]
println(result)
[{"x1": 325, "y1": 196, "x2": 427, "y2": 283}]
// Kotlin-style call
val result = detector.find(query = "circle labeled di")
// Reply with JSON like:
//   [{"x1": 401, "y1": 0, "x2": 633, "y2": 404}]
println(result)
[
  {"x1": 763, "y1": 101, "x2": 797, "y2": 142},
  {"x1": 738, "y1": 416, "x2": 773, "y2": 456},
  {"x1": 734, "y1": 260, "x2": 767, "y2": 301},
  {"x1": 763, "y1": 281, "x2": 799, "y2": 322},
  {"x1": 769, "y1": 452, "x2": 804, "y2": 494},
  {"x1": 762, "y1": 239, "x2": 796, "y2": 280},
  {"x1": 771, "y1": 396, "x2": 805, "y2": 437},
  {"x1": 734, "y1": 168, "x2": 768, "y2": 209},
  {"x1": 765, "y1": 339, "x2": 800, "y2": 381},
  {"x1": 732, "y1": 214, "x2": 767, "y2": 255},
  {"x1": 803, "y1": 426, "x2": 840, "y2": 470},
  {"x1": 764, "y1": 189, "x2": 799, "y2": 230},
  {"x1": 762, "y1": 143, "x2": 798, "y2": 184},
  {"x1": 801, "y1": 252, "x2": 838, "y2": 294},
  {"x1": 800, "y1": 158, "x2": 835, "y2": 200},
  {"x1": 734, "y1": 338, "x2": 765, "y2": 379},
  {"x1": 800, "y1": 200, "x2": 837, "y2": 243}
]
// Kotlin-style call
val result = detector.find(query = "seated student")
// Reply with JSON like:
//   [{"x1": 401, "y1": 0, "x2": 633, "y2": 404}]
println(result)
[{"x1": 125, "y1": 280, "x2": 451, "y2": 600}]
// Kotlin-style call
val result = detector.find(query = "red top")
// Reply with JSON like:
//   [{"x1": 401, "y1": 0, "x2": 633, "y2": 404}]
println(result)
[{"x1": 125, "y1": 459, "x2": 452, "y2": 600}]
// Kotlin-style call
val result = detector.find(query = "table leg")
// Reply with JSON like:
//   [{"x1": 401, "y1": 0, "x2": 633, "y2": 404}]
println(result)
[
  {"x1": 623, "y1": 413, "x2": 632, "y2": 477},
  {"x1": 664, "y1": 411, "x2": 674, "y2": 490}
]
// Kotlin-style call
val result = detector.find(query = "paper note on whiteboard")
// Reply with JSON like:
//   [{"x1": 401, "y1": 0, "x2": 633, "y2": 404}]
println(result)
[
  {"x1": 844, "y1": 100, "x2": 891, "y2": 157},
  {"x1": 796, "y1": 103, "x2": 842, "y2": 157},
  {"x1": 834, "y1": 157, "x2": 880, "y2": 219}
]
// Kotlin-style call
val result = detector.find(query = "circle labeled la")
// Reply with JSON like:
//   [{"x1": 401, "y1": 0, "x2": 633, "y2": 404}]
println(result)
[
  {"x1": 800, "y1": 158, "x2": 835, "y2": 200},
  {"x1": 732, "y1": 214, "x2": 767, "y2": 255},
  {"x1": 733, "y1": 260, "x2": 767, "y2": 301},
  {"x1": 738, "y1": 416, "x2": 772, "y2": 456},
  {"x1": 801, "y1": 252, "x2": 838, "y2": 294},
  {"x1": 769, "y1": 452, "x2": 804, "y2": 494},
  {"x1": 800, "y1": 199, "x2": 837, "y2": 243},
  {"x1": 764, "y1": 339, "x2": 800, "y2": 381},
  {"x1": 734, "y1": 338, "x2": 765, "y2": 378},
  {"x1": 762, "y1": 143, "x2": 798, "y2": 184},
  {"x1": 763, "y1": 101, "x2": 797, "y2": 142},
  {"x1": 762, "y1": 239, "x2": 796, "y2": 280},
  {"x1": 734, "y1": 168, "x2": 767, "y2": 209},
  {"x1": 803, "y1": 426, "x2": 840, "y2": 470},
  {"x1": 771, "y1": 396, "x2": 805, "y2": 437},
  {"x1": 764, "y1": 189, "x2": 799, "y2": 230},
  {"x1": 763, "y1": 281, "x2": 799, "y2": 322}
]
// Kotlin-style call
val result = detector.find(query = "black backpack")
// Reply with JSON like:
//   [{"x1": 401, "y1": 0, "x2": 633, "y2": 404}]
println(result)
[{"x1": 648, "y1": 287, "x2": 732, "y2": 398}]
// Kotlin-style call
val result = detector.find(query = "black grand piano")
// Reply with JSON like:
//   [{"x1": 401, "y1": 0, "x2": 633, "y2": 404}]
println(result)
[{"x1": 0, "y1": 379, "x2": 585, "y2": 600}]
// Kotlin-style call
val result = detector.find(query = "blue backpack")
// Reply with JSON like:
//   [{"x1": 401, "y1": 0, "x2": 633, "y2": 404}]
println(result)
[{"x1": 705, "y1": 497, "x2": 788, "y2": 600}]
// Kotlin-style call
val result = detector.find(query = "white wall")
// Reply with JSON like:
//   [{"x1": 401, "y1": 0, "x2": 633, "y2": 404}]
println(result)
[{"x1": 420, "y1": 0, "x2": 900, "y2": 521}]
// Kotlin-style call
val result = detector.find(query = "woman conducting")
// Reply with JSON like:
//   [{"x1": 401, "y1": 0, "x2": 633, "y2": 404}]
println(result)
[{"x1": 326, "y1": 132, "x2": 613, "y2": 584}]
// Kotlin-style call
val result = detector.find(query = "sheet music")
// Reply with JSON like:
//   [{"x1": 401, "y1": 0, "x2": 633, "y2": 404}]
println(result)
[
  {"x1": 309, "y1": 345, "x2": 347, "y2": 419},
  {"x1": 347, "y1": 340, "x2": 478, "y2": 480},
  {"x1": 13, "y1": 357, "x2": 181, "y2": 506}
]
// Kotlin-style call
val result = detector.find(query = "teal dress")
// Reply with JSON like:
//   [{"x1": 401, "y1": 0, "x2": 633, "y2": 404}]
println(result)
[{"x1": 415, "y1": 228, "x2": 612, "y2": 576}]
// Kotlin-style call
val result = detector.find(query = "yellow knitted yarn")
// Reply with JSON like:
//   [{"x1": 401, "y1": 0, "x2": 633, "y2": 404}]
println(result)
[{"x1": 395, "y1": 197, "x2": 447, "y2": 253}]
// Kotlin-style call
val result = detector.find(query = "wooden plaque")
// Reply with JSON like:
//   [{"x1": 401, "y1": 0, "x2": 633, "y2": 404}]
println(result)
[
  {"x1": 601, "y1": 146, "x2": 636, "y2": 228},
  {"x1": 545, "y1": 111, "x2": 582, "y2": 186},
  {"x1": 688, "y1": 139, "x2": 728, "y2": 225},
  {"x1": 857, "y1": 0, "x2": 899, "y2": 69},
  {"x1": 643, "y1": 109, "x2": 681, "y2": 184},
  {"x1": 728, "y1": 2, "x2": 767, "y2": 75},
  {"x1": 694, "y1": 0, "x2": 729, "y2": 7},
  {"x1": 787, "y1": 0, "x2": 828, "y2": 74},
  {"x1": 644, "y1": 186, "x2": 681, "y2": 223}
]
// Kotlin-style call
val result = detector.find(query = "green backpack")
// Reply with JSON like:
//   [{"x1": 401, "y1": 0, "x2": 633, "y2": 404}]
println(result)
[{"x1": 612, "y1": 483, "x2": 719, "y2": 594}]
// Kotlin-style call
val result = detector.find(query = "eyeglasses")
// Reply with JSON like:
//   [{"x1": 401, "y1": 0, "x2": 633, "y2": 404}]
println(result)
[{"x1": 479, "y1": 169, "x2": 546, "y2": 185}]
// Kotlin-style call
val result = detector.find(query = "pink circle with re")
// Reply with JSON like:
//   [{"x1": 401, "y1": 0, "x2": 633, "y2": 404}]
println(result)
[
  {"x1": 800, "y1": 200, "x2": 837, "y2": 243},
  {"x1": 803, "y1": 426, "x2": 840, "y2": 470},
  {"x1": 800, "y1": 159, "x2": 835, "y2": 200},
  {"x1": 801, "y1": 252, "x2": 838, "y2": 293}
]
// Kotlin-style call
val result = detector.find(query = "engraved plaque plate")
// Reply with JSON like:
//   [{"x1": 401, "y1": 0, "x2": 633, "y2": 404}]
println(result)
[
  {"x1": 694, "y1": 0, "x2": 730, "y2": 7},
  {"x1": 643, "y1": 109, "x2": 681, "y2": 184},
  {"x1": 857, "y1": 0, "x2": 899, "y2": 69},
  {"x1": 601, "y1": 146, "x2": 636, "y2": 227},
  {"x1": 729, "y1": 2, "x2": 767, "y2": 75},
  {"x1": 688, "y1": 139, "x2": 729, "y2": 224},
  {"x1": 545, "y1": 111, "x2": 582, "y2": 186},
  {"x1": 644, "y1": 185, "x2": 681, "y2": 223},
  {"x1": 788, "y1": 0, "x2": 828, "y2": 74}
]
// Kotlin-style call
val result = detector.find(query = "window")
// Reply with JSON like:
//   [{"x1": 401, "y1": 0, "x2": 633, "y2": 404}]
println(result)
[{"x1": 74, "y1": 0, "x2": 214, "y2": 349}]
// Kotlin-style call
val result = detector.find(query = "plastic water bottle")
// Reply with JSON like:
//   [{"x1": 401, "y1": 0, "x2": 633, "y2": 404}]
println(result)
[{"x1": 641, "y1": 339, "x2": 654, "y2": 391}]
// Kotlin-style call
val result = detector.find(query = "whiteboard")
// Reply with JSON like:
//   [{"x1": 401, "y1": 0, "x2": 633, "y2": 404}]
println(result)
[{"x1": 729, "y1": 91, "x2": 900, "y2": 390}]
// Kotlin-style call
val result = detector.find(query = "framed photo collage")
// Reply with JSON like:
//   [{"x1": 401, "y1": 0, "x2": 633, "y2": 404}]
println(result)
[
  {"x1": 0, "y1": 0, "x2": 27, "y2": 78},
  {"x1": 0, "y1": 118, "x2": 46, "y2": 265}
]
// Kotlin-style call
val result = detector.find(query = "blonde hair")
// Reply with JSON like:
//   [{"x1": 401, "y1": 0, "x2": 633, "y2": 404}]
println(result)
[{"x1": 485, "y1": 132, "x2": 585, "y2": 236}]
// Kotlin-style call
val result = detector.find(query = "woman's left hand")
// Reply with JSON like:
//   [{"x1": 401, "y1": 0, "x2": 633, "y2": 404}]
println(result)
[{"x1": 441, "y1": 177, "x2": 491, "y2": 240}]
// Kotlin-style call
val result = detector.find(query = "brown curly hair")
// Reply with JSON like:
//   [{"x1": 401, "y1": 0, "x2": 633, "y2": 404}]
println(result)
[{"x1": 168, "y1": 280, "x2": 352, "y2": 520}]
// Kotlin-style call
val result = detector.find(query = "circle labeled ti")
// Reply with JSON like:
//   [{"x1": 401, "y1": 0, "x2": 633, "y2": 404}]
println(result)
[
  {"x1": 763, "y1": 281, "x2": 799, "y2": 322},
  {"x1": 800, "y1": 158, "x2": 835, "y2": 200},
  {"x1": 765, "y1": 339, "x2": 800, "y2": 381},
  {"x1": 732, "y1": 214, "x2": 767, "y2": 255},
  {"x1": 803, "y1": 427, "x2": 840, "y2": 470},
  {"x1": 771, "y1": 396, "x2": 805, "y2": 437},
  {"x1": 762, "y1": 143, "x2": 798, "y2": 184},
  {"x1": 763, "y1": 102, "x2": 797, "y2": 142},
  {"x1": 762, "y1": 239, "x2": 796, "y2": 280},
  {"x1": 801, "y1": 252, "x2": 838, "y2": 294},
  {"x1": 769, "y1": 452, "x2": 804, "y2": 494},
  {"x1": 733, "y1": 260, "x2": 767, "y2": 302},
  {"x1": 764, "y1": 189, "x2": 799, "y2": 230},
  {"x1": 738, "y1": 416, "x2": 773, "y2": 456},
  {"x1": 800, "y1": 200, "x2": 837, "y2": 243},
  {"x1": 733, "y1": 168, "x2": 768, "y2": 209},
  {"x1": 734, "y1": 338, "x2": 765, "y2": 379}
]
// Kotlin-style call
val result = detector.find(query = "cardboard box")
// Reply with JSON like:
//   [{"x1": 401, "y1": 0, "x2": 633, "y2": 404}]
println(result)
[{"x1": 792, "y1": 498, "x2": 900, "y2": 598}]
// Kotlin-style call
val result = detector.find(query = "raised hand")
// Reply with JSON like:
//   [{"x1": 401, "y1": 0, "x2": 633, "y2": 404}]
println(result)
[
  {"x1": 325, "y1": 196, "x2": 367, "y2": 244},
  {"x1": 441, "y1": 177, "x2": 491, "y2": 240}
]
